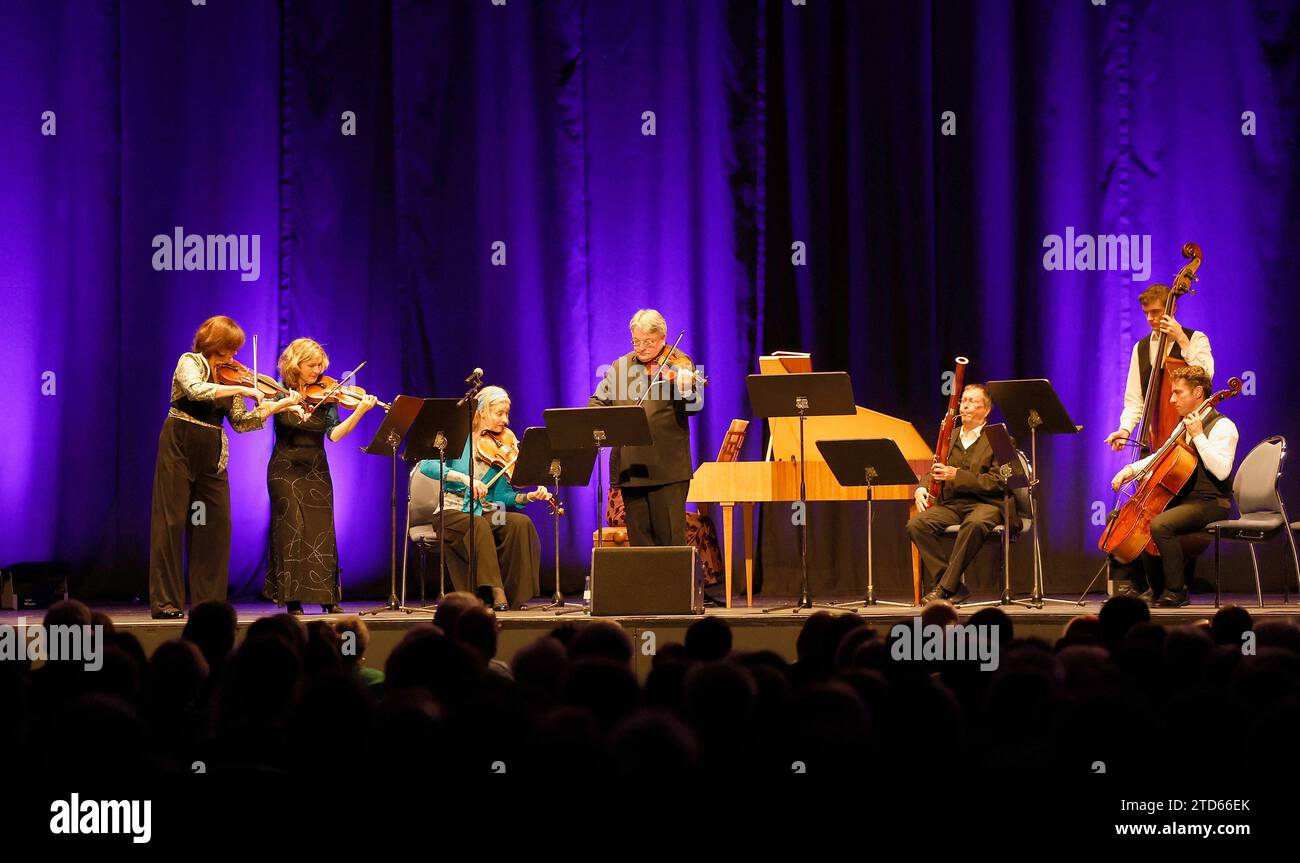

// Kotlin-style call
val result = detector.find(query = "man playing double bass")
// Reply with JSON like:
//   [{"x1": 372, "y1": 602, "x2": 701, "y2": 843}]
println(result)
[
  {"x1": 1106, "y1": 283, "x2": 1215, "y2": 453},
  {"x1": 1105, "y1": 283, "x2": 1216, "y2": 599},
  {"x1": 1110, "y1": 365, "x2": 1237, "y2": 608}
]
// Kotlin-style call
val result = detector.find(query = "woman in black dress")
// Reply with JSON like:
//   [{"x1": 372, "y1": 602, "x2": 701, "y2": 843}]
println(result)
[{"x1": 265, "y1": 338, "x2": 377, "y2": 615}]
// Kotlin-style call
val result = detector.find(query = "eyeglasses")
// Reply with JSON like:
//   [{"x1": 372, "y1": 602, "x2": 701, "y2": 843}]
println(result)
[{"x1": 631, "y1": 338, "x2": 661, "y2": 348}]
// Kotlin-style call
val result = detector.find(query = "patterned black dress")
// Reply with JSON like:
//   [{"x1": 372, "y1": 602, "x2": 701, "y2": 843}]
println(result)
[{"x1": 265, "y1": 401, "x2": 342, "y2": 606}]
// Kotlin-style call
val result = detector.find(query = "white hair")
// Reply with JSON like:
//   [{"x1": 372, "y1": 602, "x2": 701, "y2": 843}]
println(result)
[{"x1": 628, "y1": 309, "x2": 667, "y2": 336}]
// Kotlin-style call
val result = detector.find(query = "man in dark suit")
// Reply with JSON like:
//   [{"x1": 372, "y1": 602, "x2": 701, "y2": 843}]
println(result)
[
  {"x1": 589, "y1": 309, "x2": 703, "y2": 547},
  {"x1": 907, "y1": 382, "x2": 1006, "y2": 604}
]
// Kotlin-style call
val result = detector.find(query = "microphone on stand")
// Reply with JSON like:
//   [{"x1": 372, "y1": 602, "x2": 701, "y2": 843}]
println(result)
[{"x1": 458, "y1": 368, "x2": 485, "y2": 406}]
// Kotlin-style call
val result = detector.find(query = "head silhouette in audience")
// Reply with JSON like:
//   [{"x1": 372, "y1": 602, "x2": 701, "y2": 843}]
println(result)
[{"x1": 183, "y1": 600, "x2": 238, "y2": 673}]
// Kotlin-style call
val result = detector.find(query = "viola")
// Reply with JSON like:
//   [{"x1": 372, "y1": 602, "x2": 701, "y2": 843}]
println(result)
[
  {"x1": 477, "y1": 427, "x2": 564, "y2": 516},
  {"x1": 1099, "y1": 375, "x2": 1241, "y2": 564}
]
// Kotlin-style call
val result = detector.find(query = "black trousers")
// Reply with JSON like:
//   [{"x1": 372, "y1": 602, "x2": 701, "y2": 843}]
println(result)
[
  {"x1": 1142, "y1": 498, "x2": 1230, "y2": 592},
  {"x1": 906, "y1": 498, "x2": 1003, "y2": 593},
  {"x1": 621, "y1": 481, "x2": 690, "y2": 547},
  {"x1": 439, "y1": 509, "x2": 540, "y2": 608},
  {"x1": 149, "y1": 417, "x2": 231, "y2": 613}
]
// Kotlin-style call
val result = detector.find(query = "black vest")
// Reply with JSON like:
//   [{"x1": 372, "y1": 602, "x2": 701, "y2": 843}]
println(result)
[
  {"x1": 1182, "y1": 408, "x2": 1233, "y2": 501},
  {"x1": 1136, "y1": 328, "x2": 1195, "y2": 398},
  {"x1": 173, "y1": 394, "x2": 224, "y2": 426}
]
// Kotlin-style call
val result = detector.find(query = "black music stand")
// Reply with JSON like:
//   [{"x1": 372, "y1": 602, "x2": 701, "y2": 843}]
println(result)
[
  {"x1": 360, "y1": 395, "x2": 425, "y2": 615},
  {"x1": 747, "y1": 372, "x2": 857, "y2": 613},
  {"x1": 817, "y1": 439, "x2": 916, "y2": 609},
  {"x1": 963, "y1": 423, "x2": 1036, "y2": 609},
  {"x1": 399, "y1": 398, "x2": 472, "y2": 612},
  {"x1": 511, "y1": 426, "x2": 598, "y2": 611},
  {"x1": 986, "y1": 380, "x2": 1080, "y2": 608},
  {"x1": 544, "y1": 406, "x2": 652, "y2": 615}
]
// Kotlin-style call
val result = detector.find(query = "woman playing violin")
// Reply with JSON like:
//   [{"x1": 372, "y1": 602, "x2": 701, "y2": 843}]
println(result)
[
  {"x1": 265, "y1": 338, "x2": 379, "y2": 615},
  {"x1": 417, "y1": 385, "x2": 551, "y2": 611},
  {"x1": 149, "y1": 316, "x2": 304, "y2": 619}
]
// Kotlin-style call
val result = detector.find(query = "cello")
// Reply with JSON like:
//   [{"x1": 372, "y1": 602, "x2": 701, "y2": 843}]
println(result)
[
  {"x1": 1134, "y1": 243, "x2": 1203, "y2": 452},
  {"x1": 1099, "y1": 375, "x2": 1241, "y2": 564}
]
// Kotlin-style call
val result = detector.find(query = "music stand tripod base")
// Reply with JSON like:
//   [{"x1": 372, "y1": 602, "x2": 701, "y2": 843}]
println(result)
[
  {"x1": 544, "y1": 406, "x2": 652, "y2": 617},
  {"x1": 985, "y1": 381, "x2": 1082, "y2": 609},
  {"x1": 511, "y1": 426, "x2": 599, "y2": 613},
  {"x1": 816, "y1": 439, "x2": 917, "y2": 610},
  {"x1": 746, "y1": 372, "x2": 859, "y2": 614}
]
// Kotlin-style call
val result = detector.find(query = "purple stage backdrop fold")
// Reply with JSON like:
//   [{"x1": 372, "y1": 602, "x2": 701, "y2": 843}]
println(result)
[{"x1": 3, "y1": 0, "x2": 1297, "y2": 601}]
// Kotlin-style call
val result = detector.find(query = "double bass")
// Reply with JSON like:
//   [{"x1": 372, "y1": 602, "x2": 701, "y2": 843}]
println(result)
[
  {"x1": 1099, "y1": 376, "x2": 1241, "y2": 564},
  {"x1": 1134, "y1": 243, "x2": 1203, "y2": 452}
]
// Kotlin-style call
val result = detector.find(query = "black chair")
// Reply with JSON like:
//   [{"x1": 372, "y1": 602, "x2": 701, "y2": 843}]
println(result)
[
  {"x1": 1206, "y1": 436, "x2": 1300, "y2": 608},
  {"x1": 403, "y1": 466, "x2": 447, "y2": 602}
]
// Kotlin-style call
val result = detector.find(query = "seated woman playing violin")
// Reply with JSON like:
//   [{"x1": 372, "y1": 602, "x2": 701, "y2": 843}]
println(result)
[
  {"x1": 265, "y1": 338, "x2": 379, "y2": 615},
  {"x1": 417, "y1": 385, "x2": 553, "y2": 611},
  {"x1": 149, "y1": 316, "x2": 305, "y2": 619}
]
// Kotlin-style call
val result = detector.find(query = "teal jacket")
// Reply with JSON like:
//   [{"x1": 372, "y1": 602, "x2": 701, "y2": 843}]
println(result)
[{"x1": 417, "y1": 434, "x2": 526, "y2": 516}]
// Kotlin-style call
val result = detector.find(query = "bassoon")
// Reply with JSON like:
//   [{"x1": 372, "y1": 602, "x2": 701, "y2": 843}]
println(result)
[{"x1": 928, "y1": 356, "x2": 970, "y2": 500}]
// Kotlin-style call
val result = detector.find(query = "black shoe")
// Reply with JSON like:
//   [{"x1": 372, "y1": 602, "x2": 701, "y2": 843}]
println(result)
[
  {"x1": 286, "y1": 601, "x2": 304, "y2": 616},
  {"x1": 1115, "y1": 582, "x2": 1150, "y2": 599},
  {"x1": 1137, "y1": 589, "x2": 1156, "y2": 605},
  {"x1": 922, "y1": 583, "x2": 970, "y2": 605},
  {"x1": 1155, "y1": 588, "x2": 1189, "y2": 608},
  {"x1": 492, "y1": 602, "x2": 510, "y2": 612},
  {"x1": 321, "y1": 604, "x2": 344, "y2": 614},
  {"x1": 151, "y1": 610, "x2": 184, "y2": 620}
]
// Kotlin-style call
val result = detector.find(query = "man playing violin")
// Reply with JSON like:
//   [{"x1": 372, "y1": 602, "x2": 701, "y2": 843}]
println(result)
[
  {"x1": 908, "y1": 383, "x2": 1007, "y2": 605},
  {"x1": 1110, "y1": 365, "x2": 1237, "y2": 608},
  {"x1": 589, "y1": 309, "x2": 702, "y2": 547},
  {"x1": 417, "y1": 386, "x2": 552, "y2": 610},
  {"x1": 149, "y1": 316, "x2": 304, "y2": 619}
]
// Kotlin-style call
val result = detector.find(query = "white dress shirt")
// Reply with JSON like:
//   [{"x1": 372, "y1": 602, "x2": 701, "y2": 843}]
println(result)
[
  {"x1": 1118, "y1": 331, "x2": 1214, "y2": 433},
  {"x1": 958, "y1": 422, "x2": 986, "y2": 451},
  {"x1": 1127, "y1": 412, "x2": 1238, "y2": 482}
]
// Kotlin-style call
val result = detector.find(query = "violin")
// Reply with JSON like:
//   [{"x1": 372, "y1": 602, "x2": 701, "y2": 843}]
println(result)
[
  {"x1": 636, "y1": 331, "x2": 709, "y2": 410},
  {"x1": 648, "y1": 339, "x2": 709, "y2": 387},
  {"x1": 300, "y1": 375, "x2": 391, "y2": 412},
  {"x1": 477, "y1": 427, "x2": 564, "y2": 516},
  {"x1": 213, "y1": 359, "x2": 295, "y2": 399}
]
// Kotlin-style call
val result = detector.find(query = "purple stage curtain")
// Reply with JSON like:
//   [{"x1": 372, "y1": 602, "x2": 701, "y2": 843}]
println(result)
[{"x1": 2, "y1": 0, "x2": 1298, "y2": 601}]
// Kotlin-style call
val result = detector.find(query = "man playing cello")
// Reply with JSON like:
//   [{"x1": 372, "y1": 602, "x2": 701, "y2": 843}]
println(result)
[{"x1": 1110, "y1": 365, "x2": 1237, "y2": 608}]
